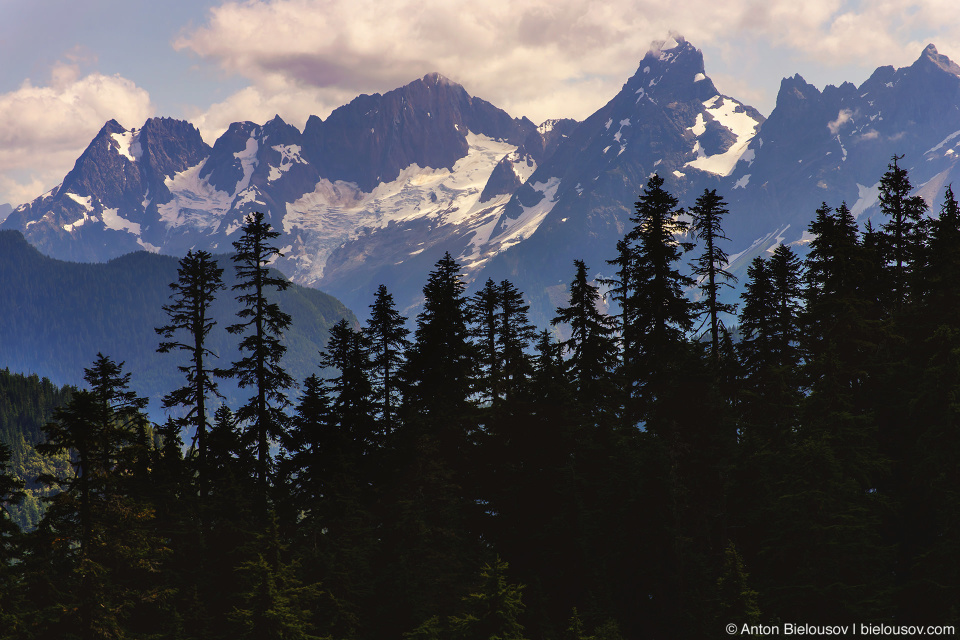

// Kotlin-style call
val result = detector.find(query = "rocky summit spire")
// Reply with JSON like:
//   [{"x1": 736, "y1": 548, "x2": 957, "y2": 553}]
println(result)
[{"x1": 916, "y1": 43, "x2": 960, "y2": 77}]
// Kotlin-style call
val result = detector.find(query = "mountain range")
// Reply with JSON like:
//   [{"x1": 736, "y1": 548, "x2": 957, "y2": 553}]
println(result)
[{"x1": 5, "y1": 36, "x2": 960, "y2": 324}]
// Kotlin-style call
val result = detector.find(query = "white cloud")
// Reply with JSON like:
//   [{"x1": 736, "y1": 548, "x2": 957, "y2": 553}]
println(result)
[
  {"x1": 0, "y1": 175, "x2": 56, "y2": 211},
  {"x1": 174, "y1": 0, "x2": 960, "y2": 127},
  {"x1": 7, "y1": 0, "x2": 960, "y2": 208},
  {"x1": 828, "y1": 109, "x2": 854, "y2": 135},
  {"x1": 186, "y1": 81, "x2": 358, "y2": 143},
  {"x1": 0, "y1": 65, "x2": 152, "y2": 206},
  {"x1": 174, "y1": 0, "x2": 710, "y2": 124}
]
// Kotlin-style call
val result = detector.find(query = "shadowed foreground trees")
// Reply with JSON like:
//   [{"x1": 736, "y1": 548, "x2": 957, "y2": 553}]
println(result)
[{"x1": 4, "y1": 169, "x2": 960, "y2": 639}]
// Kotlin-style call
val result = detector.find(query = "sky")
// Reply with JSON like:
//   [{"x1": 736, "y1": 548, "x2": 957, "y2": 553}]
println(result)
[{"x1": 1, "y1": 0, "x2": 958, "y2": 209}]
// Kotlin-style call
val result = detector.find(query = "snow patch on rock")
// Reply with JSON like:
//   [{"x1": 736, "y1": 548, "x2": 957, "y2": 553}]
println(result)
[
  {"x1": 158, "y1": 162, "x2": 233, "y2": 231},
  {"x1": 684, "y1": 95, "x2": 761, "y2": 177},
  {"x1": 110, "y1": 130, "x2": 142, "y2": 163},
  {"x1": 851, "y1": 182, "x2": 881, "y2": 219},
  {"x1": 101, "y1": 207, "x2": 141, "y2": 235},
  {"x1": 268, "y1": 144, "x2": 306, "y2": 182}
]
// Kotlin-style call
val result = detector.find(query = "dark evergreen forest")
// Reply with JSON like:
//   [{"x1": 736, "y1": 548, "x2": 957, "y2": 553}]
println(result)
[
  {"x1": 0, "y1": 369, "x2": 73, "y2": 530},
  {"x1": 2, "y1": 158, "x2": 959, "y2": 639}
]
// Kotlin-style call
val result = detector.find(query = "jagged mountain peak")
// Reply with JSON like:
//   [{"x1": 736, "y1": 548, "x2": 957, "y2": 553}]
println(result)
[
  {"x1": 301, "y1": 71, "x2": 535, "y2": 191},
  {"x1": 98, "y1": 119, "x2": 127, "y2": 136},
  {"x1": 421, "y1": 71, "x2": 458, "y2": 87},
  {"x1": 914, "y1": 43, "x2": 960, "y2": 77},
  {"x1": 17, "y1": 40, "x2": 960, "y2": 330},
  {"x1": 626, "y1": 34, "x2": 718, "y2": 101},
  {"x1": 777, "y1": 73, "x2": 820, "y2": 99}
]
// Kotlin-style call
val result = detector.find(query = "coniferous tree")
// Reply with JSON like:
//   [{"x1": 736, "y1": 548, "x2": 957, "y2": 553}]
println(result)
[
  {"x1": 738, "y1": 246, "x2": 803, "y2": 450},
  {"x1": 552, "y1": 260, "x2": 618, "y2": 414},
  {"x1": 364, "y1": 284, "x2": 410, "y2": 437},
  {"x1": 405, "y1": 558, "x2": 528, "y2": 640},
  {"x1": 768, "y1": 245, "x2": 804, "y2": 370},
  {"x1": 82, "y1": 354, "x2": 149, "y2": 475},
  {"x1": 760, "y1": 202, "x2": 892, "y2": 621},
  {"x1": 30, "y1": 357, "x2": 165, "y2": 640},
  {"x1": 156, "y1": 249, "x2": 225, "y2": 502},
  {"x1": 0, "y1": 442, "x2": 25, "y2": 638},
  {"x1": 0, "y1": 442, "x2": 26, "y2": 640},
  {"x1": 496, "y1": 280, "x2": 538, "y2": 404},
  {"x1": 470, "y1": 279, "x2": 504, "y2": 407},
  {"x1": 447, "y1": 557, "x2": 528, "y2": 640},
  {"x1": 715, "y1": 541, "x2": 761, "y2": 630},
  {"x1": 689, "y1": 188, "x2": 737, "y2": 364},
  {"x1": 402, "y1": 252, "x2": 476, "y2": 430},
  {"x1": 470, "y1": 278, "x2": 537, "y2": 407},
  {"x1": 608, "y1": 175, "x2": 695, "y2": 431},
  {"x1": 228, "y1": 515, "x2": 323, "y2": 640},
  {"x1": 224, "y1": 211, "x2": 294, "y2": 500},
  {"x1": 608, "y1": 179, "x2": 724, "y2": 633},
  {"x1": 470, "y1": 281, "x2": 539, "y2": 616},
  {"x1": 321, "y1": 319, "x2": 376, "y2": 455},
  {"x1": 553, "y1": 258, "x2": 666, "y2": 635},
  {"x1": 382, "y1": 252, "x2": 480, "y2": 635},
  {"x1": 311, "y1": 320, "x2": 379, "y2": 636},
  {"x1": 738, "y1": 257, "x2": 775, "y2": 378},
  {"x1": 877, "y1": 155, "x2": 928, "y2": 312},
  {"x1": 733, "y1": 246, "x2": 804, "y2": 577},
  {"x1": 283, "y1": 375, "x2": 334, "y2": 525},
  {"x1": 200, "y1": 404, "x2": 260, "y2": 640},
  {"x1": 897, "y1": 185, "x2": 960, "y2": 620},
  {"x1": 281, "y1": 375, "x2": 364, "y2": 637},
  {"x1": 0, "y1": 442, "x2": 23, "y2": 561},
  {"x1": 627, "y1": 175, "x2": 695, "y2": 362}
]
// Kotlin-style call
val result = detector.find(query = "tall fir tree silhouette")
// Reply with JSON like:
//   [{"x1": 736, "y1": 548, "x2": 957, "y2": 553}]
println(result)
[
  {"x1": 689, "y1": 188, "x2": 737, "y2": 364},
  {"x1": 224, "y1": 211, "x2": 293, "y2": 501},
  {"x1": 364, "y1": 284, "x2": 410, "y2": 437},
  {"x1": 156, "y1": 249, "x2": 224, "y2": 502}
]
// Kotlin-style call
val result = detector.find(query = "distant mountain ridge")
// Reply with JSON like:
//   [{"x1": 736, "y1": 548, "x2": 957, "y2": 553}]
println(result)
[
  {"x1": 723, "y1": 43, "x2": 960, "y2": 253},
  {"x1": 5, "y1": 37, "x2": 960, "y2": 322},
  {"x1": 0, "y1": 229, "x2": 355, "y2": 410}
]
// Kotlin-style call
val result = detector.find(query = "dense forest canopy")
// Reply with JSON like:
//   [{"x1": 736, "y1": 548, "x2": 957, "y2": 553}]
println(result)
[
  {"x1": 2, "y1": 160, "x2": 959, "y2": 639},
  {"x1": 0, "y1": 369, "x2": 73, "y2": 530}
]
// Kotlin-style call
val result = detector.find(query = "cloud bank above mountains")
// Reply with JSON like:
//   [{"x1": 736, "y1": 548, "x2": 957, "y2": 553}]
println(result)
[
  {"x1": 1, "y1": 0, "x2": 959, "y2": 208},
  {"x1": 172, "y1": 0, "x2": 960, "y2": 131}
]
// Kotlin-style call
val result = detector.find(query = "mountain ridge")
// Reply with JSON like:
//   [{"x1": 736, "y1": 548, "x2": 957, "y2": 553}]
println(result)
[
  {"x1": 6, "y1": 37, "x2": 960, "y2": 323},
  {"x1": 0, "y1": 228, "x2": 356, "y2": 412}
]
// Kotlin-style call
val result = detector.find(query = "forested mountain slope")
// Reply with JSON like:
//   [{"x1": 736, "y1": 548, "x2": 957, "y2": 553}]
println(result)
[
  {"x1": 0, "y1": 229, "x2": 355, "y2": 411},
  {"x1": 0, "y1": 369, "x2": 72, "y2": 530}
]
